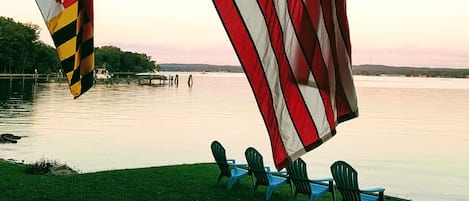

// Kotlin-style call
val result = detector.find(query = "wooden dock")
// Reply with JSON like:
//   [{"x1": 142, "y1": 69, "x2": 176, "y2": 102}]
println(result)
[
  {"x1": 0, "y1": 74, "x2": 63, "y2": 83},
  {"x1": 0, "y1": 72, "x2": 191, "y2": 86},
  {"x1": 135, "y1": 73, "x2": 170, "y2": 85}
]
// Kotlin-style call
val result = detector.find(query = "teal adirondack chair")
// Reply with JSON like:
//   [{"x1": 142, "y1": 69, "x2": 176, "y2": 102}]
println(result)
[
  {"x1": 286, "y1": 158, "x2": 336, "y2": 201},
  {"x1": 245, "y1": 147, "x2": 287, "y2": 201},
  {"x1": 210, "y1": 140, "x2": 249, "y2": 190},
  {"x1": 330, "y1": 161, "x2": 385, "y2": 201}
]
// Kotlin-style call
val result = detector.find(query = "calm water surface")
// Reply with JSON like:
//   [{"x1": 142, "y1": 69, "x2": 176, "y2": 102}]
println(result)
[{"x1": 1, "y1": 74, "x2": 468, "y2": 201}]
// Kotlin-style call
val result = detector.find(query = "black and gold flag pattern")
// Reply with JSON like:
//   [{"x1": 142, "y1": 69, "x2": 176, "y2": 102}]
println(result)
[{"x1": 36, "y1": 0, "x2": 94, "y2": 98}]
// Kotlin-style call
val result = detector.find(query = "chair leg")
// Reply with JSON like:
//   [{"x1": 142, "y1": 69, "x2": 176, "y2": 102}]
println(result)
[
  {"x1": 250, "y1": 177, "x2": 256, "y2": 191},
  {"x1": 309, "y1": 194, "x2": 319, "y2": 201},
  {"x1": 227, "y1": 177, "x2": 236, "y2": 191},
  {"x1": 289, "y1": 183, "x2": 295, "y2": 201},
  {"x1": 217, "y1": 175, "x2": 223, "y2": 184},
  {"x1": 329, "y1": 181, "x2": 336, "y2": 201},
  {"x1": 378, "y1": 191, "x2": 384, "y2": 201},
  {"x1": 266, "y1": 186, "x2": 275, "y2": 201}
]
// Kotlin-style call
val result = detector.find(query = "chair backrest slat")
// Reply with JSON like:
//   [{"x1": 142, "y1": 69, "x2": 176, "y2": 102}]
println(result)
[
  {"x1": 245, "y1": 147, "x2": 270, "y2": 186},
  {"x1": 331, "y1": 161, "x2": 361, "y2": 201},
  {"x1": 286, "y1": 158, "x2": 312, "y2": 195},
  {"x1": 211, "y1": 141, "x2": 231, "y2": 177}
]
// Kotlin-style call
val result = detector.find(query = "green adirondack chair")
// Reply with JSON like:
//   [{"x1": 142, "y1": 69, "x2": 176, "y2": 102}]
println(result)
[
  {"x1": 330, "y1": 161, "x2": 385, "y2": 201},
  {"x1": 210, "y1": 140, "x2": 249, "y2": 190},
  {"x1": 286, "y1": 158, "x2": 336, "y2": 201},
  {"x1": 245, "y1": 147, "x2": 287, "y2": 201}
]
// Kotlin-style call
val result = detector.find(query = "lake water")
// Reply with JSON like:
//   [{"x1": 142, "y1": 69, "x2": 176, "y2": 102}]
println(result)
[{"x1": 1, "y1": 74, "x2": 468, "y2": 201}]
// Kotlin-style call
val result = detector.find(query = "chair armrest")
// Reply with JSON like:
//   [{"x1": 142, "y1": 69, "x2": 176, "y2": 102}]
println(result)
[
  {"x1": 361, "y1": 188, "x2": 385, "y2": 193},
  {"x1": 270, "y1": 171, "x2": 288, "y2": 177},
  {"x1": 233, "y1": 163, "x2": 248, "y2": 168},
  {"x1": 265, "y1": 167, "x2": 288, "y2": 177},
  {"x1": 310, "y1": 178, "x2": 333, "y2": 190},
  {"x1": 226, "y1": 159, "x2": 248, "y2": 169},
  {"x1": 310, "y1": 177, "x2": 333, "y2": 183}
]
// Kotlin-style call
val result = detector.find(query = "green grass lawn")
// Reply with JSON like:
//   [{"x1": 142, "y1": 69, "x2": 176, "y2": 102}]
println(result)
[{"x1": 0, "y1": 160, "x2": 409, "y2": 201}]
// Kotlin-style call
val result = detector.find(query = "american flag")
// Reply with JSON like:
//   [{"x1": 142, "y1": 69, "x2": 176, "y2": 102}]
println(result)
[{"x1": 213, "y1": 0, "x2": 358, "y2": 170}]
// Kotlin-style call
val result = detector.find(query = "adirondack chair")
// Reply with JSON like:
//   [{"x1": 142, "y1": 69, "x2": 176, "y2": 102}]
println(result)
[
  {"x1": 286, "y1": 158, "x2": 336, "y2": 201},
  {"x1": 245, "y1": 147, "x2": 287, "y2": 201},
  {"x1": 210, "y1": 140, "x2": 249, "y2": 190},
  {"x1": 330, "y1": 161, "x2": 385, "y2": 201}
]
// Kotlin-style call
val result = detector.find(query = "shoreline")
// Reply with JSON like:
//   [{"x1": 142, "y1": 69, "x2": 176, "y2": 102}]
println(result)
[{"x1": 0, "y1": 159, "x2": 411, "y2": 201}]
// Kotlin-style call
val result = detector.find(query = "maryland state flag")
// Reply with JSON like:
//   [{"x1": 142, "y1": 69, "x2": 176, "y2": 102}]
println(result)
[{"x1": 36, "y1": 0, "x2": 94, "y2": 98}]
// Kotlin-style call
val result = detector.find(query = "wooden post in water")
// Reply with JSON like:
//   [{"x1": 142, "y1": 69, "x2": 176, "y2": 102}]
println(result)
[
  {"x1": 187, "y1": 74, "x2": 193, "y2": 87},
  {"x1": 34, "y1": 69, "x2": 38, "y2": 83}
]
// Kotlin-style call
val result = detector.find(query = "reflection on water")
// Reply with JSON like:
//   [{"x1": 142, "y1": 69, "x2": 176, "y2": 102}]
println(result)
[
  {"x1": 0, "y1": 80, "x2": 37, "y2": 133},
  {"x1": 0, "y1": 79, "x2": 37, "y2": 101},
  {"x1": 1, "y1": 74, "x2": 469, "y2": 201}
]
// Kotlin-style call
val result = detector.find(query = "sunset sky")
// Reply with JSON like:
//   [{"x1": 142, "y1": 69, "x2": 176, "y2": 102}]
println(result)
[{"x1": 1, "y1": 0, "x2": 468, "y2": 68}]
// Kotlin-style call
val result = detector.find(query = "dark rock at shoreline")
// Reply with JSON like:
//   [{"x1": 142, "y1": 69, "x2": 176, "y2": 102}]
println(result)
[
  {"x1": 0, "y1": 133, "x2": 26, "y2": 144},
  {"x1": 50, "y1": 164, "x2": 79, "y2": 175}
]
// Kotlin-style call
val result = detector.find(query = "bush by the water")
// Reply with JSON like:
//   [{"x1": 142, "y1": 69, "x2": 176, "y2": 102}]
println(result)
[{"x1": 25, "y1": 159, "x2": 77, "y2": 175}]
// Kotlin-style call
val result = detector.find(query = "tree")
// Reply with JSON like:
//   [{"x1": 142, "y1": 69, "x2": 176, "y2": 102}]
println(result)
[
  {"x1": 95, "y1": 46, "x2": 158, "y2": 73},
  {"x1": 94, "y1": 46, "x2": 122, "y2": 72},
  {"x1": 1, "y1": 17, "x2": 158, "y2": 74},
  {"x1": 0, "y1": 16, "x2": 59, "y2": 74},
  {"x1": 32, "y1": 42, "x2": 60, "y2": 73}
]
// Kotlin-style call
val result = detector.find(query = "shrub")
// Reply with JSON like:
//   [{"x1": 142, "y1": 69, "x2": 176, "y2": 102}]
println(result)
[{"x1": 25, "y1": 159, "x2": 77, "y2": 175}]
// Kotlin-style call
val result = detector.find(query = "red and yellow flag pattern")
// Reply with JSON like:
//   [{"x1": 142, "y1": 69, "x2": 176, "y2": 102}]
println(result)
[{"x1": 36, "y1": 0, "x2": 94, "y2": 98}]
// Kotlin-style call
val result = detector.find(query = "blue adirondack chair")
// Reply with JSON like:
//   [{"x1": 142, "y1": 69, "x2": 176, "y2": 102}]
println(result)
[
  {"x1": 245, "y1": 147, "x2": 287, "y2": 201},
  {"x1": 330, "y1": 161, "x2": 385, "y2": 201},
  {"x1": 286, "y1": 158, "x2": 336, "y2": 201},
  {"x1": 210, "y1": 140, "x2": 249, "y2": 190}
]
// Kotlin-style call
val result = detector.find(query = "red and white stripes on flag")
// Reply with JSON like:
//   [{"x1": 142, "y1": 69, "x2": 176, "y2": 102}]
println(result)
[{"x1": 213, "y1": 0, "x2": 358, "y2": 170}]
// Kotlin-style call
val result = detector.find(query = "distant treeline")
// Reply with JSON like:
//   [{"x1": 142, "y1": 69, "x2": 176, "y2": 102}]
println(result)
[
  {"x1": 2, "y1": 17, "x2": 467, "y2": 78},
  {"x1": 353, "y1": 64, "x2": 469, "y2": 78},
  {"x1": 160, "y1": 64, "x2": 244, "y2": 73},
  {"x1": 161, "y1": 64, "x2": 469, "y2": 78},
  {"x1": 0, "y1": 17, "x2": 158, "y2": 74},
  {"x1": 95, "y1": 46, "x2": 159, "y2": 73}
]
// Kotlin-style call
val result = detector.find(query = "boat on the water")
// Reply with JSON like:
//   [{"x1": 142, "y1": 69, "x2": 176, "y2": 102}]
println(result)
[{"x1": 95, "y1": 68, "x2": 112, "y2": 80}]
